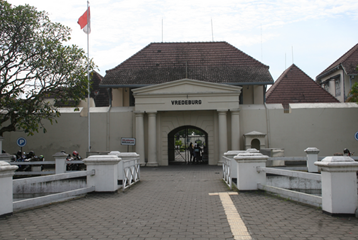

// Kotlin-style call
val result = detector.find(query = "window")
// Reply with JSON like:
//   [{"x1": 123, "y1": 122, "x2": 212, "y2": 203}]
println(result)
[
  {"x1": 324, "y1": 82, "x2": 329, "y2": 92},
  {"x1": 335, "y1": 79, "x2": 341, "y2": 97}
]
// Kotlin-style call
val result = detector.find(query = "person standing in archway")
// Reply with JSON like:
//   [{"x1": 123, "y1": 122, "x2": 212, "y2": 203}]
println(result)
[
  {"x1": 189, "y1": 142, "x2": 194, "y2": 164},
  {"x1": 193, "y1": 142, "x2": 202, "y2": 164}
]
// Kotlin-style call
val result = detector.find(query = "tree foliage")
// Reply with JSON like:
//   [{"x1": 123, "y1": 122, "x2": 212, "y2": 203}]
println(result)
[
  {"x1": 347, "y1": 82, "x2": 358, "y2": 103},
  {"x1": 0, "y1": 1, "x2": 95, "y2": 136}
]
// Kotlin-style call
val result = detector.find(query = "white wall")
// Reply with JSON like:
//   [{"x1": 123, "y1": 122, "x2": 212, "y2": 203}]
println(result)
[{"x1": 3, "y1": 103, "x2": 358, "y2": 163}]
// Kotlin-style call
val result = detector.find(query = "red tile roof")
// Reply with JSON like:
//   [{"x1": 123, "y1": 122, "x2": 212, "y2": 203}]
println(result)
[
  {"x1": 316, "y1": 43, "x2": 358, "y2": 81},
  {"x1": 101, "y1": 42, "x2": 273, "y2": 87},
  {"x1": 266, "y1": 64, "x2": 339, "y2": 104}
]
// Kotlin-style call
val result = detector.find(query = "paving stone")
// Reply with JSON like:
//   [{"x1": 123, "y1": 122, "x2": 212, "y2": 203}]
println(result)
[{"x1": 1, "y1": 165, "x2": 358, "y2": 239}]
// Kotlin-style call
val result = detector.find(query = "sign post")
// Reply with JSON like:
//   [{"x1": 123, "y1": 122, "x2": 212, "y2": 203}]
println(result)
[
  {"x1": 121, "y1": 138, "x2": 136, "y2": 152},
  {"x1": 17, "y1": 137, "x2": 27, "y2": 154}
]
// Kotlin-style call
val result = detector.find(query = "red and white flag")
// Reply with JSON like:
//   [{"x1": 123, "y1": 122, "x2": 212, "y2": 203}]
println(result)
[{"x1": 78, "y1": 7, "x2": 91, "y2": 34}]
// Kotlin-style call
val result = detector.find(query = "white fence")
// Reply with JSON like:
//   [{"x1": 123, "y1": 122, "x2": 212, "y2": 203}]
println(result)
[
  {"x1": 13, "y1": 170, "x2": 95, "y2": 211},
  {"x1": 0, "y1": 152, "x2": 140, "y2": 217},
  {"x1": 222, "y1": 148, "x2": 358, "y2": 215}
]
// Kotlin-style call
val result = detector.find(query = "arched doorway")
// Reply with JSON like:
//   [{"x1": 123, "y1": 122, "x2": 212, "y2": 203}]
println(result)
[
  {"x1": 168, "y1": 126, "x2": 208, "y2": 165},
  {"x1": 251, "y1": 138, "x2": 260, "y2": 150}
]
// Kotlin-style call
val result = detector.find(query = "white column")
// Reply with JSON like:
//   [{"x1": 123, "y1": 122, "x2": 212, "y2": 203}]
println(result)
[
  {"x1": 147, "y1": 111, "x2": 158, "y2": 166},
  {"x1": 53, "y1": 151, "x2": 67, "y2": 174},
  {"x1": 0, "y1": 161, "x2": 18, "y2": 216},
  {"x1": 135, "y1": 111, "x2": 145, "y2": 166},
  {"x1": 304, "y1": 147, "x2": 319, "y2": 172},
  {"x1": 83, "y1": 155, "x2": 121, "y2": 192},
  {"x1": 315, "y1": 156, "x2": 358, "y2": 215},
  {"x1": 218, "y1": 110, "x2": 228, "y2": 165},
  {"x1": 234, "y1": 152, "x2": 268, "y2": 190},
  {"x1": 230, "y1": 109, "x2": 240, "y2": 150}
]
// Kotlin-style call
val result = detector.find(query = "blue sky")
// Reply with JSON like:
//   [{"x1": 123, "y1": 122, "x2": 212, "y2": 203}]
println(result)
[{"x1": 9, "y1": 0, "x2": 358, "y2": 82}]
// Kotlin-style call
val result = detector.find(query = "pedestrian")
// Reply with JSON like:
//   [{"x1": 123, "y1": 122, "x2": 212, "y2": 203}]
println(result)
[{"x1": 189, "y1": 142, "x2": 194, "y2": 164}]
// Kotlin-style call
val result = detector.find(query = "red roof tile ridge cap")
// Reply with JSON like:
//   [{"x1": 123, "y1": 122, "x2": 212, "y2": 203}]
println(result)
[
  {"x1": 92, "y1": 70, "x2": 103, "y2": 79},
  {"x1": 266, "y1": 64, "x2": 293, "y2": 97},
  {"x1": 317, "y1": 43, "x2": 358, "y2": 79},
  {"x1": 224, "y1": 42, "x2": 270, "y2": 69}
]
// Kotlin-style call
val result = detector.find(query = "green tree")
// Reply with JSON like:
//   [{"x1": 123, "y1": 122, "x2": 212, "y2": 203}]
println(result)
[
  {"x1": 0, "y1": 1, "x2": 95, "y2": 136},
  {"x1": 347, "y1": 82, "x2": 358, "y2": 103}
]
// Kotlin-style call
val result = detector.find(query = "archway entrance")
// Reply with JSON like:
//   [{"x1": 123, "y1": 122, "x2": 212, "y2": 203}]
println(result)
[{"x1": 168, "y1": 126, "x2": 208, "y2": 165}]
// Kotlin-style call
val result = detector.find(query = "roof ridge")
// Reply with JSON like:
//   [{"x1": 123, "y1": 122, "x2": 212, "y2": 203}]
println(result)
[
  {"x1": 266, "y1": 64, "x2": 292, "y2": 97},
  {"x1": 317, "y1": 43, "x2": 358, "y2": 79},
  {"x1": 267, "y1": 64, "x2": 339, "y2": 103}
]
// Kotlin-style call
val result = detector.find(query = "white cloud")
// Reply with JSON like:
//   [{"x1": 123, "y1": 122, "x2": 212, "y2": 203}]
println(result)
[{"x1": 7, "y1": 0, "x2": 358, "y2": 80}]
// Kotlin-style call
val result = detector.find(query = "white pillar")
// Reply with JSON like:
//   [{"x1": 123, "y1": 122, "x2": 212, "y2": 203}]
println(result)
[
  {"x1": 0, "y1": 161, "x2": 18, "y2": 216},
  {"x1": 83, "y1": 155, "x2": 121, "y2": 192},
  {"x1": 234, "y1": 152, "x2": 268, "y2": 190},
  {"x1": 315, "y1": 156, "x2": 358, "y2": 215},
  {"x1": 135, "y1": 111, "x2": 145, "y2": 166},
  {"x1": 304, "y1": 147, "x2": 319, "y2": 172},
  {"x1": 218, "y1": 110, "x2": 228, "y2": 165},
  {"x1": 230, "y1": 109, "x2": 240, "y2": 150},
  {"x1": 147, "y1": 111, "x2": 158, "y2": 166},
  {"x1": 53, "y1": 152, "x2": 67, "y2": 174}
]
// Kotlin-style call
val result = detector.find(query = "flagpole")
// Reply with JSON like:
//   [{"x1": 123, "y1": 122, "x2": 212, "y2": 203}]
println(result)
[{"x1": 87, "y1": 0, "x2": 91, "y2": 153}]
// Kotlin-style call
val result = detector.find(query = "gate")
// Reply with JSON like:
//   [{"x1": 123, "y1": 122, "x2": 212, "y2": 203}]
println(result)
[{"x1": 168, "y1": 126, "x2": 208, "y2": 165}]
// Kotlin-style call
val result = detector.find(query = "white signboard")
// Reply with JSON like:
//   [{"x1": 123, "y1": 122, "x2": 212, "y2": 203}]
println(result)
[{"x1": 121, "y1": 138, "x2": 136, "y2": 146}]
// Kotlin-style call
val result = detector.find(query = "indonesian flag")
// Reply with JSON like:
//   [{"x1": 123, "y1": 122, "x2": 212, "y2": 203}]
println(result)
[{"x1": 78, "y1": 7, "x2": 91, "y2": 34}]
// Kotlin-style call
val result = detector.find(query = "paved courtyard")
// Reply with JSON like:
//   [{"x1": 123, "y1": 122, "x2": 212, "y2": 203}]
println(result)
[{"x1": 0, "y1": 165, "x2": 357, "y2": 240}]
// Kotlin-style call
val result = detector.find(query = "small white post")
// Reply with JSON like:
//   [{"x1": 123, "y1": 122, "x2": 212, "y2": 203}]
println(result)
[
  {"x1": 234, "y1": 151, "x2": 268, "y2": 190},
  {"x1": 83, "y1": 155, "x2": 121, "y2": 192},
  {"x1": 304, "y1": 147, "x2": 319, "y2": 172},
  {"x1": 53, "y1": 152, "x2": 68, "y2": 174},
  {"x1": 224, "y1": 150, "x2": 246, "y2": 179},
  {"x1": 0, "y1": 161, "x2": 18, "y2": 216},
  {"x1": 315, "y1": 156, "x2": 358, "y2": 215}
]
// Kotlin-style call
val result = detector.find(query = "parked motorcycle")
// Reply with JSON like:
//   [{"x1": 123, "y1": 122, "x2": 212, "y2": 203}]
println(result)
[
  {"x1": 11, "y1": 150, "x2": 44, "y2": 171},
  {"x1": 66, "y1": 151, "x2": 82, "y2": 171}
]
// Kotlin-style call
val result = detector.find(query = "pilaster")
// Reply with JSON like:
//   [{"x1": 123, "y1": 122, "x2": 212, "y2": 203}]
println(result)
[
  {"x1": 147, "y1": 111, "x2": 158, "y2": 166},
  {"x1": 217, "y1": 110, "x2": 228, "y2": 165},
  {"x1": 135, "y1": 111, "x2": 145, "y2": 166}
]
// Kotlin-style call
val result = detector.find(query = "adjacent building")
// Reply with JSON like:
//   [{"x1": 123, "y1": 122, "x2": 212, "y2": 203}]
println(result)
[{"x1": 316, "y1": 43, "x2": 358, "y2": 102}]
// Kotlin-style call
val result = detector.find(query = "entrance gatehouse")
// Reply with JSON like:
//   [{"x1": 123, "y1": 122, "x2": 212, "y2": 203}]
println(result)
[
  {"x1": 132, "y1": 78, "x2": 242, "y2": 166},
  {"x1": 168, "y1": 126, "x2": 208, "y2": 165}
]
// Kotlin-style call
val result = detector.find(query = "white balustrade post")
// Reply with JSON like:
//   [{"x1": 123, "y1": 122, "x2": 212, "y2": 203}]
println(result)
[
  {"x1": 224, "y1": 150, "x2": 246, "y2": 180},
  {"x1": 234, "y1": 151, "x2": 268, "y2": 190},
  {"x1": 315, "y1": 156, "x2": 358, "y2": 215},
  {"x1": 304, "y1": 147, "x2": 319, "y2": 172},
  {"x1": 83, "y1": 155, "x2": 121, "y2": 192},
  {"x1": 0, "y1": 161, "x2": 18, "y2": 216},
  {"x1": 53, "y1": 152, "x2": 68, "y2": 174}
]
